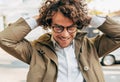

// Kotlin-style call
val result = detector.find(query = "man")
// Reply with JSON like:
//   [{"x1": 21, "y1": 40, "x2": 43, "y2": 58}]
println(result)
[{"x1": 0, "y1": 0, "x2": 120, "y2": 82}]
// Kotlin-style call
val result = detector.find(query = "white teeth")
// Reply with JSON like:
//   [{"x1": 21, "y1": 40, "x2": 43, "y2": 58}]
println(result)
[{"x1": 60, "y1": 38, "x2": 68, "y2": 41}]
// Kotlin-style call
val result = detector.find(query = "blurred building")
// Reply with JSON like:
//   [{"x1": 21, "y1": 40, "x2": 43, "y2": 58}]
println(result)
[
  {"x1": 0, "y1": 0, "x2": 120, "y2": 40},
  {"x1": 0, "y1": 0, "x2": 43, "y2": 25},
  {"x1": 86, "y1": 27, "x2": 100, "y2": 38},
  {"x1": 0, "y1": 0, "x2": 48, "y2": 41}
]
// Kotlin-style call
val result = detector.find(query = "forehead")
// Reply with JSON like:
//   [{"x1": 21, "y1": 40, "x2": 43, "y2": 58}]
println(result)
[{"x1": 52, "y1": 11, "x2": 73, "y2": 26}]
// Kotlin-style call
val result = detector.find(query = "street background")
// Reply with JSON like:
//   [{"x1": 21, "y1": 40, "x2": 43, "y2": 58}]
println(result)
[{"x1": 0, "y1": 0, "x2": 120, "y2": 82}]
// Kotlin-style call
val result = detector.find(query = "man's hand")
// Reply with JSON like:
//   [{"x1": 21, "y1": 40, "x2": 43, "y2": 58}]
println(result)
[
  {"x1": 108, "y1": 11, "x2": 120, "y2": 17},
  {"x1": 33, "y1": 15, "x2": 41, "y2": 25}
]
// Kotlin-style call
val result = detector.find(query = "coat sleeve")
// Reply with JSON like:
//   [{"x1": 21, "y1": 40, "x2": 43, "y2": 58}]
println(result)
[
  {"x1": 93, "y1": 16, "x2": 120, "y2": 57},
  {"x1": 0, "y1": 18, "x2": 33, "y2": 64}
]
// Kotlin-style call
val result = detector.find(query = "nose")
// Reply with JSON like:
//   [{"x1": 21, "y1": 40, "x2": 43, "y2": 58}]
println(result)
[{"x1": 61, "y1": 28, "x2": 69, "y2": 37}]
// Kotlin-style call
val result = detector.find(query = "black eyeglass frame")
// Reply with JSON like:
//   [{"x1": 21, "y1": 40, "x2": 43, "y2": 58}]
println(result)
[{"x1": 51, "y1": 24, "x2": 78, "y2": 33}]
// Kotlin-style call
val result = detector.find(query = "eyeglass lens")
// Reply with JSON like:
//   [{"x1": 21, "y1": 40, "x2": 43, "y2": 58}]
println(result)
[{"x1": 52, "y1": 24, "x2": 77, "y2": 33}]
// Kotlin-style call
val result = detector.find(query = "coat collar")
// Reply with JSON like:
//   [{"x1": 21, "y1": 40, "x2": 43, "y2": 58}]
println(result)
[
  {"x1": 74, "y1": 31, "x2": 87, "y2": 58},
  {"x1": 34, "y1": 31, "x2": 87, "y2": 65},
  {"x1": 35, "y1": 31, "x2": 87, "y2": 53}
]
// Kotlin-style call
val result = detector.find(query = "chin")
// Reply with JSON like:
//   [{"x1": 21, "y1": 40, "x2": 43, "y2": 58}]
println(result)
[
  {"x1": 60, "y1": 44, "x2": 69, "y2": 48},
  {"x1": 58, "y1": 41, "x2": 71, "y2": 48}
]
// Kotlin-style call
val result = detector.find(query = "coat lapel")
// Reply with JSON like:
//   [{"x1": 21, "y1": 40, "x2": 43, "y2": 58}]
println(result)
[
  {"x1": 74, "y1": 31, "x2": 87, "y2": 59},
  {"x1": 34, "y1": 33, "x2": 58, "y2": 66},
  {"x1": 35, "y1": 32, "x2": 87, "y2": 66}
]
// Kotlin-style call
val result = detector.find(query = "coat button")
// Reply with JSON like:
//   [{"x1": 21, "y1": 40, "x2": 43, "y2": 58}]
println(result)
[{"x1": 84, "y1": 66, "x2": 89, "y2": 71}]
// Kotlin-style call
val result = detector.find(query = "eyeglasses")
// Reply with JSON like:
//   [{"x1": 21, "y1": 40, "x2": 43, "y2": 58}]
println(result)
[{"x1": 52, "y1": 24, "x2": 77, "y2": 33}]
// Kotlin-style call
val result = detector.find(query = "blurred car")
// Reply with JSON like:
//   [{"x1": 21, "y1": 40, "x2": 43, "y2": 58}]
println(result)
[{"x1": 100, "y1": 48, "x2": 120, "y2": 66}]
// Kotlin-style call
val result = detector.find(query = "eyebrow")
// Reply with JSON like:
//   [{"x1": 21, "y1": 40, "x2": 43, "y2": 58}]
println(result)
[{"x1": 52, "y1": 23, "x2": 75, "y2": 27}]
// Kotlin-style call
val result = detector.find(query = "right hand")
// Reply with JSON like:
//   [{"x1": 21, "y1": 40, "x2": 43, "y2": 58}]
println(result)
[{"x1": 33, "y1": 15, "x2": 42, "y2": 25}]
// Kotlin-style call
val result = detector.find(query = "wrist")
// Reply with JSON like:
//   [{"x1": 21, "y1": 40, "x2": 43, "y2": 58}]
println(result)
[
  {"x1": 33, "y1": 15, "x2": 41, "y2": 25},
  {"x1": 23, "y1": 16, "x2": 38, "y2": 29},
  {"x1": 90, "y1": 15, "x2": 106, "y2": 28}
]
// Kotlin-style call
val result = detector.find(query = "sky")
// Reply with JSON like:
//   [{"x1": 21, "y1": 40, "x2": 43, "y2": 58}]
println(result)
[
  {"x1": 0, "y1": 0, "x2": 22, "y2": 6},
  {"x1": 0, "y1": 0, "x2": 120, "y2": 19},
  {"x1": 88, "y1": 0, "x2": 120, "y2": 13},
  {"x1": 0, "y1": 0, "x2": 120, "y2": 12}
]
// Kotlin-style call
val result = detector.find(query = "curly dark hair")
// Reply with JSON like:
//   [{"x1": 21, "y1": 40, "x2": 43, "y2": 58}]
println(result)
[{"x1": 38, "y1": 0, "x2": 90, "y2": 30}]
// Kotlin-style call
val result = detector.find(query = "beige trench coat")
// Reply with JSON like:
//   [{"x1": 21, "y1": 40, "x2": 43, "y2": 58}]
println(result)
[{"x1": 0, "y1": 17, "x2": 120, "y2": 82}]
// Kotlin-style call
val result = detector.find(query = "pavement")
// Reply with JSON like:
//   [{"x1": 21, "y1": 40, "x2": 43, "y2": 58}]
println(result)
[{"x1": 0, "y1": 48, "x2": 29, "y2": 82}]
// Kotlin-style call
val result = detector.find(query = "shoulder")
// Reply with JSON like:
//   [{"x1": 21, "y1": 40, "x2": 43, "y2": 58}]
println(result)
[{"x1": 32, "y1": 33, "x2": 52, "y2": 45}]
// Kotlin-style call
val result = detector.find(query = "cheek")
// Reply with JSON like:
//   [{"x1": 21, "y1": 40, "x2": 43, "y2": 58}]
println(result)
[
  {"x1": 71, "y1": 32, "x2": 77, "y2": 38},
  {"x1": 52, "y1": 32, "x2": 59, "y2": 39},
  {"x1": 53, "y1": 32, "x2": 76, "y2": 39}
]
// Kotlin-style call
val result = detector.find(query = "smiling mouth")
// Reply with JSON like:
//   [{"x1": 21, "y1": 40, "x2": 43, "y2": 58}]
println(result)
[{"x1": 59, "y1": 37, "x2": 70, "y2": 41}]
